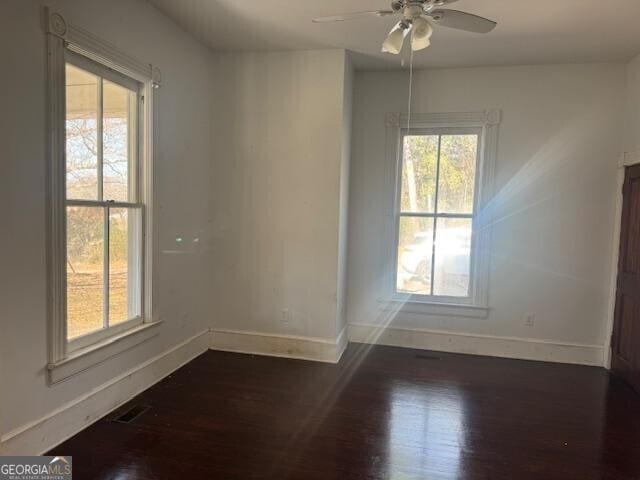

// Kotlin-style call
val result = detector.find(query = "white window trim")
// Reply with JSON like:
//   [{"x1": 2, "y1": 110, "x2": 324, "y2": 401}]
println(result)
[
  {"x1": 45, "y1": 8, "x2": 161, "y2": 384},
  {"x1": 381, "y1": 110, "x2": 500, "y2": 316}
]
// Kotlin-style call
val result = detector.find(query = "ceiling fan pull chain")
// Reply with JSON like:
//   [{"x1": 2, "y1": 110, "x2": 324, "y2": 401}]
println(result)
[{"x1": 407, "y1": 47, "x2": 414, "y2": 133}]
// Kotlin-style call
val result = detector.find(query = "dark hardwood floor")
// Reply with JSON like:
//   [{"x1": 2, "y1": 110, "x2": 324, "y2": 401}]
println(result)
[{"x1": 49, "y1": 344, "x2": 640, "y2": 480}]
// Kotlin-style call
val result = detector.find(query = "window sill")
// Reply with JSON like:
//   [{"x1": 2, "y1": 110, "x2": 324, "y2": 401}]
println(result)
[
  {"x1": 47, "y1": 321, "x2": 162, "y2": 385},
  {"x1": 377, "y1": 297, "x2": 490, "y2": 318}
]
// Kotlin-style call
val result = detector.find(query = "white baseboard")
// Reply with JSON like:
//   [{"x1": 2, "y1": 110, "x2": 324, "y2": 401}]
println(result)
[
  {"x1": 210, "y1": 327, "x2": 348, "y2": 364},
  {"x1": 348, "y1": 323, "x2": 604, "y2": 367},
  {"x1": 0, "y1": 330, "x2": 210, "y2": 456}
]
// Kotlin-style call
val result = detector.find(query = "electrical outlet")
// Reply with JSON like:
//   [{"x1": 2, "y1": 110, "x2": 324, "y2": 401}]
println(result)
[
  {"x1": 525, "y1": 314, "x2": 535, "y2": 327},
  {"x1": 281, "y1": 308, "x2": 290, "y2": 325}
]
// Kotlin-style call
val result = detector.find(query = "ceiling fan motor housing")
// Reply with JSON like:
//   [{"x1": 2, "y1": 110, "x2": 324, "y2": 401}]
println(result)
[{"x1": 403, "y1": 4, "x2": 425, "y2": 20}]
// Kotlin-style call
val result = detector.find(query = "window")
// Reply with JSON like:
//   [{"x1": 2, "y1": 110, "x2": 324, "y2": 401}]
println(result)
[
  {"x1": 46, "y1": 10, "x2": 160, "y2": 380},
  {"x1": 387, "y1": 112, "x2": 499, "y2": 310},
  {"x1": 65, "y1": 53, "x2": 143, "y2": 348},
  {"x1": 396, "y1": 130, "x2": 479, "y2": 299}
]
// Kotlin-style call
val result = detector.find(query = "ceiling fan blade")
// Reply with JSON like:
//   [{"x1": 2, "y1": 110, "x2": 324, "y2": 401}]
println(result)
[
  {"x1": 432, "y1": 0, "x2": 460, "y2": 5},
  {"x1": 312, "y1": 10, "x2": 394, "y2": 23},
  {"x1": 428, "y1": 9, "x2": 497, "y2": 33}
]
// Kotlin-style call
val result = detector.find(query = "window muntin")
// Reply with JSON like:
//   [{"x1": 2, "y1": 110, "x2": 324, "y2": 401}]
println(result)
[
  {"x1": 395, "y1": 130, "x2": 480, "y2": 300},
  {"x1": 65, "y1": 53, "x2": 143, "y2": 344}
]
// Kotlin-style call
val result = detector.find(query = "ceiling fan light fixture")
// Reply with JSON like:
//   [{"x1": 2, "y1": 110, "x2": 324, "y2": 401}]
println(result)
[
  {"x1": 411, "y1": 16, "x2": 433, "y2": 51},
  {"x1": 382, "y1": 20, "x2": 410, "y2": 54}
]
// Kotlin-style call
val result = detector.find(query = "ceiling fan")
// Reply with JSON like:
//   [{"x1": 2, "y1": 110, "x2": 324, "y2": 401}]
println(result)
[{"x1": 312, "y1": 0, "x2": 497, "y2": 54}]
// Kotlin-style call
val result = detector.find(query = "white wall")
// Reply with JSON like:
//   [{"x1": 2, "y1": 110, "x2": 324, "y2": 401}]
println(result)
[
  {"x1": 347, "y1": 64, "x2": 625, "y2": 359},
  {"x1": 0, "y1": 0, "x2": 216, "y2": 449},
  {"x1": 209, "y1": 50, "x2": 352, "y2": 345}
]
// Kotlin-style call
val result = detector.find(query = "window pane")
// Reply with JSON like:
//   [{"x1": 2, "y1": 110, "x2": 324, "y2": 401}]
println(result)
[
  {"x1": 401, "y1": 135, "x2": 438, "y2": 213},
  {"x1": 67, "y1": 206, "x2": 104, "y2": 339},
  {"x1": 66, "y1": 64, "x2": 99, "y2": 200},
  {"x1": 433, "y1": 218, "x2": 472, "y2": 297},
  {"x1": 437, "y1": 135, "x2": 478, "y2": 214},
  {"x1": 109, "y1": 208, "x2": 141, "y2": 325},
  {"x1": 397, "y1": 217, "x2": 434, "y2": 295},
  {"x1": 103, "y1": 80, "x2": 136, "y2": 202}
]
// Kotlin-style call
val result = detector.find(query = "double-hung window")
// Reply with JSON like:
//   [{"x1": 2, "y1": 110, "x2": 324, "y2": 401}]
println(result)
[
  {"x1": 396, "y1": 129, "x2": 479, "y2": 299},
  {"x1": 389, "y1": 112, "x2": 499, "y2": 310},
  {"x1": 64, "y1": 53, "x2": 144, "y2": 349},
  {"x1": 46, "y1": 10, "x2": 159, "y2": 380}
]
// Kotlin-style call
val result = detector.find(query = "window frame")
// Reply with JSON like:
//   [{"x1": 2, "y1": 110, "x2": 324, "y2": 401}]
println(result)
[
  {"x1": 394, "y1": 126, "x2": 482, "y2": 304},
  {"x1": 45, "y1": 9, "x2": 161, "y2": 381},
  {"x1": 65, "y1": 51, "x2": 145, "y2": 351},
  {"x1": 384, "y1": 111, "x2": 500, "y2": 314}
]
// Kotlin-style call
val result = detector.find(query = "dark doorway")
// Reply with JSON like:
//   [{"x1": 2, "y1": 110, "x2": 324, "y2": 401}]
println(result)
[{"x1": 611, "y1": 163, "x2": 640, "y2": 393}]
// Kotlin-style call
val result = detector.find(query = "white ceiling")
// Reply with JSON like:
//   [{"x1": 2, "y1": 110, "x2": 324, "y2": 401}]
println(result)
[{"x1": 148, "y1": 0, "x2": 640, "y2": 69}]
